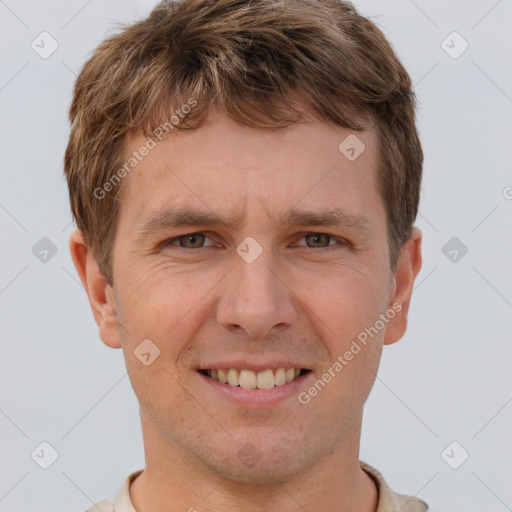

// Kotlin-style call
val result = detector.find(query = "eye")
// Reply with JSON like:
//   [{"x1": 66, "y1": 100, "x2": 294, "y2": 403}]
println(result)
[
  {"x1": 165, "y1": 233, "x2": 215, "y2": 249},
  {"x1": 295, "y1": 233, "x2": 346, "y2": 249}
]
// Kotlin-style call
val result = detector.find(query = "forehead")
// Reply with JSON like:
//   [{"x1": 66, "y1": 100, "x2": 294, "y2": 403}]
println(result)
[{"x1": 117, "y1": 109, "x2": 382, "y2": 229}]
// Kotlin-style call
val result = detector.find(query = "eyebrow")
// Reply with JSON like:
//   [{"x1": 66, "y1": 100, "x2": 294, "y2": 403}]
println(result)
[
  {"x1": 135, "y1": 206, "x2": 246, "y2": 241},
  {"x1": 278, "y1": 208, "x2": 372, "y2": 240},
  {"x1": 135, "y1": 206, "x2": 372, "y2": 241}
]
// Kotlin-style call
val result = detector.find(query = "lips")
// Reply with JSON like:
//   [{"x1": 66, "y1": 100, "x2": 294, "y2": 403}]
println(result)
[{"x1": 199, "y1": 367, "x2": 309, "y2": 389}]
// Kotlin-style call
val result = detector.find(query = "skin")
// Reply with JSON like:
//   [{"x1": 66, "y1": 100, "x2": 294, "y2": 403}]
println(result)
[{"x1": 70, "y1": 107, "x2": 422, "y2": 512}]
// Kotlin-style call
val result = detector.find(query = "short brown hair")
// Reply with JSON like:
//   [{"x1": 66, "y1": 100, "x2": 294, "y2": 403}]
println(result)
[{"x1": 64, "y1": 0, "x2": 422, "y2": 285}]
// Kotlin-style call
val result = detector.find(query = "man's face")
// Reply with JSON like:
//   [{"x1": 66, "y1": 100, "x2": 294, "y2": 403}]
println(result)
[{"x1": 102, "y1": 109, "x2": 407, "y2": 483}]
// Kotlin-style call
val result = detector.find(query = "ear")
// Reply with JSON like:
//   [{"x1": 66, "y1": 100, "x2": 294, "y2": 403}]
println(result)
[
  {"x1": 383, "y1": 227, "x2": 422, "y2": 346},
  {"x1": 69, "y1": 229, "x2": 122, "y2": 349}
]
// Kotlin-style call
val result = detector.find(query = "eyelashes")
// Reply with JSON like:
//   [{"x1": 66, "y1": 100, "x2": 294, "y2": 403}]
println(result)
[
  {"x1": 165, "y1": 233, "x2": 214, "y2": 249},
  {"x1": 164, "y1": 232, "x2": 349, "y2": 251}
]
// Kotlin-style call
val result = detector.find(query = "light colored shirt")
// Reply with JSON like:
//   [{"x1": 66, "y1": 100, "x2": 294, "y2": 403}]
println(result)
[{"x1": 86, "y1": 460, "x2": 429, "y2": 512}]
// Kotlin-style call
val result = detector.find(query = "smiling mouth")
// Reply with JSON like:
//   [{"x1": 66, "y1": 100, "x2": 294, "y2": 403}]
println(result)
[{"x1": 198, "y1": 368, "x2": 311, "y2": 389}]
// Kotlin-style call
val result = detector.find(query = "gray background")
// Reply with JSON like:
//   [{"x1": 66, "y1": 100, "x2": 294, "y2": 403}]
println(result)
[{"x1": 1, "y1": 0, "x2": 511, "y2": 510}]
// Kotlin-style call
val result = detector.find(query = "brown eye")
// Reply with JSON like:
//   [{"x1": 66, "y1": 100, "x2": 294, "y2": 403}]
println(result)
[
  {"x1": 304, "y1": 233, "x2": 333, "y2": 248},
  {"x1": 164, "y1": 232, "x2": 217, "y2": 250},
  {"x1": 177, "y1": 234, "x2": 206, "y2": 248}
]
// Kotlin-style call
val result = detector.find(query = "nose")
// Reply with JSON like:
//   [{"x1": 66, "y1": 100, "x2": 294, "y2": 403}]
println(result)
[{"x1": 216, "y1": 250, "x2": 298, "y2": 339}]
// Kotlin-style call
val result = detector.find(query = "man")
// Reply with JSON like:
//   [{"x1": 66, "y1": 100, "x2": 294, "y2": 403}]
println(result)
[{"x1": 65, "y1": 0, "x2": 427, "y2": 510}]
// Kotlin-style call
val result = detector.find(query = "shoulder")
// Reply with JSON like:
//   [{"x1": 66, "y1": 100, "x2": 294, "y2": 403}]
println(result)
[
  {"x1": 360, "y1": 460, "x2": 429, "y2": 512},
  {"x1": 393, "y1": 491, "x2": 429, "y2": 511},
  {"x1": 84, "y1": 469, "x2": 143, "y2": 512},
  {"x1": 84, "y1": 498, "x2": 114, "y2": 512}
]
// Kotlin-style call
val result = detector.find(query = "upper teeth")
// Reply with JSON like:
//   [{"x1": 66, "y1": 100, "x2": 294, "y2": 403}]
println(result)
[{"x1": 207, "y1": 368, "x2": 301, "y2": 389}]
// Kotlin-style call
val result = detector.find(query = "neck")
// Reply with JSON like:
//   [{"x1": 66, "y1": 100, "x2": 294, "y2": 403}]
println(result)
[{"x1": 130, "y1": 409, "x2": 378, "y2": 512}]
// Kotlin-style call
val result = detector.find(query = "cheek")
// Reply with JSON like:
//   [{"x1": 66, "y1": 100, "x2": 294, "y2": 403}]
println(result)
[
  {"x1": 115, "y1": 262, "x2": 222, "y2": 361},
  {"x1": 291, "y1": 262, "x2": 391, "y2": 345},
  {"x1": 117, "y1": 259, "x2": 190, "y2": 323},
  {"x1": 114, "y1": 270, "x2": 193, "y2": 413},
  {"x1": 293, "y1": 262, "x2": 389, "y2": 405}
]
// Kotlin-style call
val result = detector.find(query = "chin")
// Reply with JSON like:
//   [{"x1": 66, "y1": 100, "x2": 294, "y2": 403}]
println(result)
[
  {"x1": 206, "y1": 455, "x2": 312, "y2": 485},
  {"x1": 194, "y1": 435, "x2": 320, "y2": 485}
]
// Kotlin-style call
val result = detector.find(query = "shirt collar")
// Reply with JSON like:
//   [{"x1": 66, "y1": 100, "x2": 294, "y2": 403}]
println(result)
[
  {"x1": 360, "y1": 461, "x2": 428, "y2": 512},
  {"x1": 113, "y1": 469, "x2": 142, "y2": 512}
]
